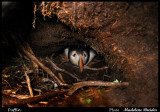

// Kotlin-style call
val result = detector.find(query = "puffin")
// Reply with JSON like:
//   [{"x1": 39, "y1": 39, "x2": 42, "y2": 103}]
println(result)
[{"x1": 64, "y1": 47, "x2": 96, "y2": 72}]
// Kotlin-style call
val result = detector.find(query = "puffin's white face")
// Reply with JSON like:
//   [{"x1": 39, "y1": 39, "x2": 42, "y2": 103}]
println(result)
[
  {"x1": 70, "y1": 50, "x2": 88, "y2": 66},
  {"x1": 64, "y1": 47, "x2": 96, "y2": 72}
]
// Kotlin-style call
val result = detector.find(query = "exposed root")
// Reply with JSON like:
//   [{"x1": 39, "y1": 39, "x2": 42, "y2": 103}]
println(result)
[
  {"x1": 32, "y1": 3, "x2": 37, "y2": 29},
  {"x1": 67, "y1": 81, "x2": 129, "y2": 95}
]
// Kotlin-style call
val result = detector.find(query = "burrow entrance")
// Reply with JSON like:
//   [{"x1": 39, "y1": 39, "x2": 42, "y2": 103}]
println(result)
[{"x1": 26, "y1": 17, "x2": 131, "y2": 85}]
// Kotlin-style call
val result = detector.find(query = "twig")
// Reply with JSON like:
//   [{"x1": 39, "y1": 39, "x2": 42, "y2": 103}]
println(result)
[
  {"x1": 58, "y1": 73, "x2": 65, "y2": 83},
  {"x1": 3, "y1": 80, "x2": 12, "y2": 88},
  {"x1": 10, "y1": 34, "x2": 65, "y2": 86},
  {"x1": 67, "y1": 81, "x2": 129, "y2": 95},
  {"x1": 46, "y1": 57, "x2": 83, "y2": 82},
  {"x1": 23, "y1": 50, "x2": 65, "y2": 86},
  {"x1": 103, "y1": 74, "x2": 111, "y2": 80},
  {"x1": 24, "y1": 41, "x2": 39, "y2": 75},
  {"x1": 9, "y1": 94, "x2": 30, "y2": 99},
  {"x1": 24, "y1": 70, "x2": 34, "y2": 97},
  {"x1": 2, "y1": 90, "x2": 68, "y2": 107},
  {"x1": 72, "y1": 63, "x2": 108, "y2": 71},
  {"x1": 83, "y1": 65, "x2": 108, "y2": 71}
]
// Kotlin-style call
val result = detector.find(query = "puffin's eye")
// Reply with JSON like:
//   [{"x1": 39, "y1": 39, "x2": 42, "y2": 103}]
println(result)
[
  {"x1": 83, "y1": 52, "x2": 87, "y2": 57},
  {"x1": 72, "y1": 53, "x2": 76, "y2": 57}
]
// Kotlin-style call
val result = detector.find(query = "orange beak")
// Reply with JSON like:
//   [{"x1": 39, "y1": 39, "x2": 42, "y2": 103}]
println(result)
[{"x1": 79, "y1": 55, "x2": 83, "y2": 72}]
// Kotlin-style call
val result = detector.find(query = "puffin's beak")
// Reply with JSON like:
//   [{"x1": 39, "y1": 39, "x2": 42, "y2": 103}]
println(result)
[{"x1": 79, "y1": 55, "x2": 83, "y2": 72}]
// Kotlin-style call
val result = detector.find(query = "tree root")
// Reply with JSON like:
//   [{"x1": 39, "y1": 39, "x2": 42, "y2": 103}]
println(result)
[{"x1": 67, "y1": 81, "x2": 129, "y2": 95}]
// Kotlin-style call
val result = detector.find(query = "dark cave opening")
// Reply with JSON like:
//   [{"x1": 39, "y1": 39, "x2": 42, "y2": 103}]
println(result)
[{"x1": 32, "y1": 34, "x2": 131, "y2": 85}]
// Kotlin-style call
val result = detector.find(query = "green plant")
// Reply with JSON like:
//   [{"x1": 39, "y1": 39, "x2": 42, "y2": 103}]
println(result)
[
  {"x1": 113, "y1": 79, "x2": 121, "y2": 83},
  {"x1": 85, "y1": 98, "x2": 92, "y2": 104}
]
